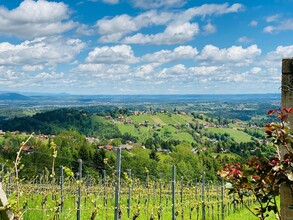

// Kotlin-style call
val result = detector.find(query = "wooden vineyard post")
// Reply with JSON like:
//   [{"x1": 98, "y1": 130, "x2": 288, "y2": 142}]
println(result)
[
  {"x1": 77, "y1": 159, "x2": 82, "y2": 220},
  {"x1": 0, "y1": 183, "x2": 14, "y2": 220},
  {"x1": 114, "y1": 147, "x2": 122, "y2": 220},
  {"x1": 60, "y1": 166, "x2": 64, "y2": 213},
  {"x1": 202, "y1": 170, "x2": 206, "y2": 220},
  {"x1": 221, "y1": 179, "x2": 225, "y2": 220},
  {"x1": 281, "y1": 58, "x2": 293, "y2": 220},
  {"x1": 172, "y1": 165, "x2": 176, "y2": 220},
  {"x1": 159, "y1": 173, "x2": 163, "y2": 217},
  {"x1": 103, "y1": 170, "x2": 107, "y2": 207},
  {"x1": 127, "y1": 169, "x2": 131, "y2": 218}
]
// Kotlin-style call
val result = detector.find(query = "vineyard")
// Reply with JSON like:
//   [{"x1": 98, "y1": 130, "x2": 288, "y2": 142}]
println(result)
[{"x1": 0, "y1": 148, "x2": 255, "y2": 220}]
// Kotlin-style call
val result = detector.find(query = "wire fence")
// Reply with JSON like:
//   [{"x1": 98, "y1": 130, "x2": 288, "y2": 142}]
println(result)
[{"x1": 0, "y1": 150, "x2": 254, "y2": 220}]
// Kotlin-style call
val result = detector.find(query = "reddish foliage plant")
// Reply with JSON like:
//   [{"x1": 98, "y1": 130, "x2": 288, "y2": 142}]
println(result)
[{"x1": 218, "y1": 108, "x2": 293, "y2": 220}]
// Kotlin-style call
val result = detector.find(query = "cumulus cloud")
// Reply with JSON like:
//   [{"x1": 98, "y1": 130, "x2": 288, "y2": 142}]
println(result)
[
  {"x1": 202, "y1": 22, "x2": 216, "y2": 34},
  {"x1": 96, "y1": 3, "x2": 244, "y2": 44},
  {"x1": 130, "y1": 0, "x2": 187, "y2": 9},
  {"x1": 97, "y1": 11, "x2": 173, "y2": 42},
  {"x1": 264, "y1": 19, "x2": 293, "y2": 33},
  {"x1": 22, "y1": 65, "x2": 44, "y2": 72},
  {"x1": 76, "y1": 24, "x2": 96, "y2": 36},
  {"x1": 250, "y1": 67, "x2": 262, "y2": 74},
  {"x1": 35, "y1": 71, "x2": 65, "y2": 79},
  {"x1": 0, "y1": 36, "x2": 86, "y2": 66},
  {"x1": 102, "y1": 0, "x2": 119, "y2": 4},
  {"x1": 73, "y1": 63, "x2": 131, "y2": 82},
  {"x1": 0, "y1": 0, "x2": 76, "y2": 38},
  {"x1": 249, "y1": 20, "x2": 258, "y2": 27},
  {"x1": 85, "y1": 45, "x2": 138, "y2": 64},
  {"x1": 89, "y1": 0, "x2": 119, "y2": 4},
  {"x1": 198, "y1": 44, "x2": 261, "y2": 65},
  {"x1": 237, "y1": 36, "x2": 253, "y2": 43},
  {"x1": 97, "y1": 14, "x2": 138, "y2": 42},
  {"x1": 142, "y1": 46, "x2": 198, "y2": 63},
  {"x1": 122, "y1": 22, "x2": 199, "y2": 45},
  {"x1": 264, "y1": 45, "x2": 293, "y2": 67},
  {"x1": 185, "y1": 3, "x2": 244, "y2": 18},
  {"x1": 266, "y1": 14, "x2": 281, "y2": 23}
]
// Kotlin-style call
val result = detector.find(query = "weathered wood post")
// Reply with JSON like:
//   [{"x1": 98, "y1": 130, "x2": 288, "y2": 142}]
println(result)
[
  {"x1": 0, "y1": 183, "x2": 14, "y2": 220},
  {"x1": 114, "y1": 147, "x2": 122, "y2": 220},
  {"x1": 281, "y1": 58, "x2": 293, "y2": 220}
]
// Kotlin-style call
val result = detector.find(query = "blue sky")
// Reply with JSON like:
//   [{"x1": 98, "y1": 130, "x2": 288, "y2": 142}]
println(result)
[{"x1": 0, "y1": 0, "x2": 292, "y2": 94}]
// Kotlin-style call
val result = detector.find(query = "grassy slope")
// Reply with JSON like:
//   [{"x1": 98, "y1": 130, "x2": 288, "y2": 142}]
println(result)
[
  {"x1": 156, "y1": 113, "x2": 178, "y2": 124},
  {"x1": 129, "y1": 115, "x2": 156, "y2": 124},
  {"x1": 207, "y1": 127, "x2": 252, "y2": 143}
]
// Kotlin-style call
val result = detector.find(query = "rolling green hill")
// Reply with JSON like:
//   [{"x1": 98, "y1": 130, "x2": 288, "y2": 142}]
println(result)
[{"x1": 207, "y1": 127, "x2": 252, "y2": 143}]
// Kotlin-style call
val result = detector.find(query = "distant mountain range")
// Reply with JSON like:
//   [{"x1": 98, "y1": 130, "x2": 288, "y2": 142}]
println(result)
[{"x1": 0, "y1": 92, "x2": 30, "y2": 100}]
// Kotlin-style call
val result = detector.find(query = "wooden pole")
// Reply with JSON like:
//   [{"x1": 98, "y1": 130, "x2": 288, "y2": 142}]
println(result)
[
  {"x1": 77, "y1": 159, "x2": 82, "y2": 220},
  {"x1": 281, "y1": 58, "x2": 293, "y2": 220},
  {"x1": 172, "y1": 165, "x2": 176, "y2": 220},
  {"x1": 114, "y1": 147, "x2": 122, "y2": 220}
]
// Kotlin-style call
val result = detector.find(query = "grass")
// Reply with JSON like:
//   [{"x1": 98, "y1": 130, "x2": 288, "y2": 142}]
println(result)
[
  {"x1": 129, "y1": 115, "x2": 155, "y2": 124},
  {"x1": 117, "y1": 123, "x2": 140, "y2": 136},
  {"x1": 207, "y1": 127, "x2": 252, "y2": 143},
  {"x1": 156, "y1": 113, "x2": 178, "y2": 125},
  {"x1": 13, "y1": 182, "x2": 260, "y2": 220},
  {"x1": 0, "y1": 136, "x2": 4, "y2": 143}
]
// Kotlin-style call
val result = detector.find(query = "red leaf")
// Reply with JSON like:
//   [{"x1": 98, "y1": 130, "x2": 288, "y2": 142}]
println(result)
[
  {"x1": 281, "y1": 114, "x2": 288, "y2": 122},
  {"x1": 264, "y1": 124, "x2": 272, "y2": 131},
  {"x1": 267, "y1": 109, "x2": 277, "y2": 115},
  {"x1": 280, "y1": 108, "x2": 293, "y2": 113}
]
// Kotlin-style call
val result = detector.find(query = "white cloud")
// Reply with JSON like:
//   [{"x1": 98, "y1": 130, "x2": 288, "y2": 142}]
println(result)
[
  {"x1": 0, "y1": 36, "x2": 86, "y2": 66},
  {"x1": 133, "y1": 64, "x2": 158, "y2": 78},
  {"x1": 238, "y1": 36, "x2": 253, "y2": 43},
  {"x1": 22, "y1": 65, "x2": 44, "y2": 72},
  {"x1": 96, "y1": 3, "x2": 244, "y2": 44},
  {"x1": 89, "y1": 0, "x2": 119, "y2": 4},
  {"x1": 266, "y1": 14, "x2": 281, "y2": 23},
  {"x1": 264, "y1": 19, "x2": 293, "y2": 33},
  {"x1": 142, "y1": 46, "x2": 198, "y2": 63},
  {"x1": 73, "y1": 63, "x2": 131, "y2": 83},
  {"x1": 131, "y1": 0, "x2": 186, "y2": 9},
  {"x1": 249, "y1": 20, "x2": 258, "y2": 27},
  {"x1": 122, "y1": 22, "x2": 199, "y2": 45},
  {"x1": 97, "y1": 14, "x2": 138, "y2": 42},
  {"x1": 202, "y1": 22, "x2": 216, "y2": 34},
  {"x1": 186, "y1": 3, "x2": 244, "y2": 18},
  {"x1": 102, "y1": 0, "x2": 119, "y2": 4},
  {"x1": 188, "y1": 66, "x2": 221, "y2": 76},
  {"x1": 158, "y1": 64, "x2": 187, "y2": 78},
  {"x1": 198, "y1": 44, "x2": 261, "y2": 65},
  {"x1": 265, "y1": 45, "x2": 293, "y2": 63},
  {"x1": 0, "y1": 0, "x2": 76, "y2": 38},
  {"x1": 97, "y1": 10, "x2": 173, "y2": 42},
  {"x1": 35, "y1": 72, "x2": 64, "y2": 79},
  {"x1": 250, "y1": 67, "x2": 262, "y2": 74},
  {"x1": 85, "y1": 45, "x2": 138, "y2": 64},
  {"x1": 76, "y1": 24, "x2": 96, "y2": 36}
]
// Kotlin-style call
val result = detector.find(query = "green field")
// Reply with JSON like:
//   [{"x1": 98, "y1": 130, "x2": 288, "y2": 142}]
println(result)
[
  {"x1": 129, "y1": 114, "x2": 156, "y2": 124},
  {"x1": 6, "y1": 180, "x2": 260, "y2": 220},
  {"x1": 128, "y1": 113, "x2": 195, "y2": 126},
  {"x1": 156, "y1": 113, "x2": 179, "y2": 125},
  {"x1": 207, "y1": 127, "x2": 252, "y2": 142},
  {"x1": 0, "y1": 136, "x2": 4, "y2": 143},
  {"x1": 117, "y1": 123, "x2": 141, "y2": 136}
]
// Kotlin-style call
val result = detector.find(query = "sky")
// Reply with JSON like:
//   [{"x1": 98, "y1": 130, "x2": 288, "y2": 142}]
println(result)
[{"x1": 0, "y1": 0, "x2": 292, "y2": 95}]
